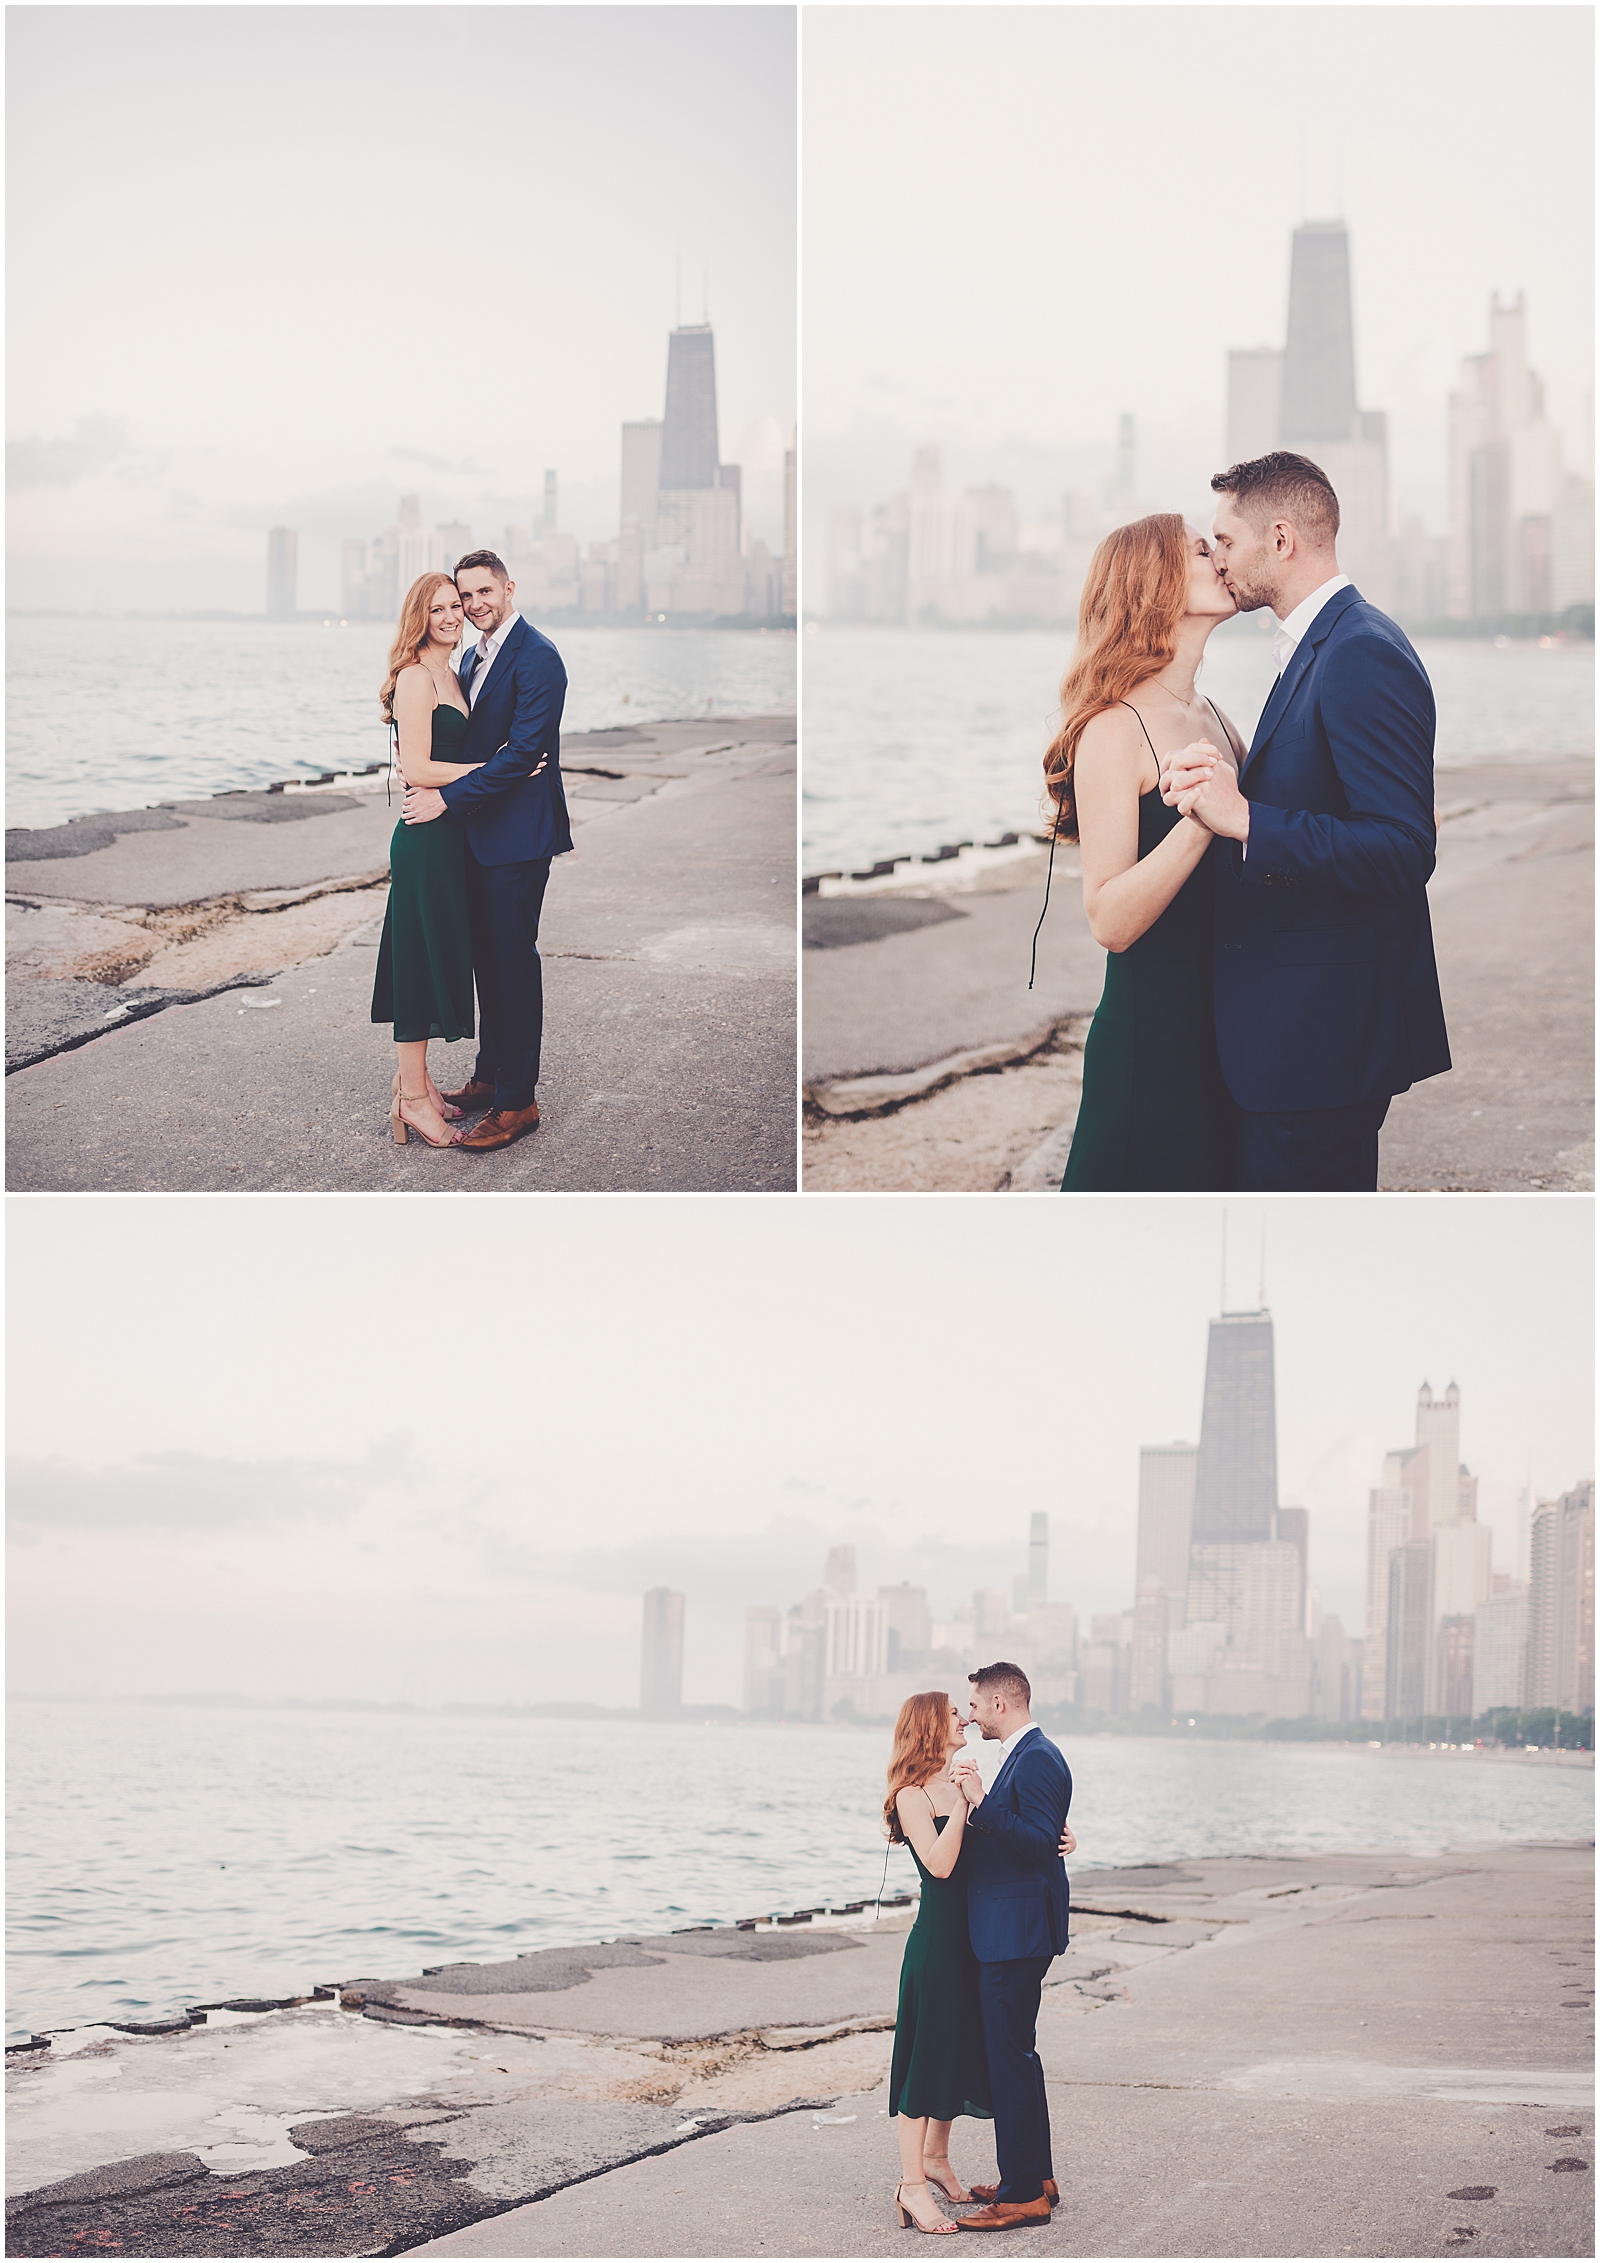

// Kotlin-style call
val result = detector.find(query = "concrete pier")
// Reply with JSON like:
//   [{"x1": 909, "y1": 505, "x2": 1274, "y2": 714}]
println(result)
[
  {"x1": 5, "y1": 1843, "x2": 1591, "y2": 2258},
  {"x1": 5, "y1": 717, "x2": 797, "y2": 1192},
  {"x1": 802, "y1": 758, "x2": 1594, "y2": 1193}
]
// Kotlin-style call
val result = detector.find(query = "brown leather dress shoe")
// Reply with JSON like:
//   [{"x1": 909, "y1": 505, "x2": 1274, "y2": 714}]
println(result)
[
  {"x1": 452, "y1": 1101, "x2": 540, "y2": 1152},
  {"x1": 440, "y1": 1078, "x2": 496, "y2": 1113},
  {"x1": 967, "y1": 2182, "x2": 1058, "y2": 2207},
  {"x1": 956, "y1": 2198, "x2": 1051, "y2": 2231}
]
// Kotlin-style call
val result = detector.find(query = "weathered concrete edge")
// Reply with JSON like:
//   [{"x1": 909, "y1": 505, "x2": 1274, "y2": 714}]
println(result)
[
  {"x1": 4, "y1": 968, "x2": 283, "y2": 1076},
  {"x1": 805, "y1": 1012, "x2": 1088, "y2": 1121}
]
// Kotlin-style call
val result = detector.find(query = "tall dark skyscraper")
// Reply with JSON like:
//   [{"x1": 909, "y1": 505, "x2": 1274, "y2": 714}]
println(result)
[
  {"x1": 659, "y1": 323, "x2": 720, "y2": 488},
  {"x1": 1278, "y1": 221, "x2": 1360, "y2": 444},
  {"x1": 1190, "y1": 1311, "x2": 1278, "y2": 1545},
  {"x1": 640, "y1": 1587, "x2": 685, "y2": 1715}
]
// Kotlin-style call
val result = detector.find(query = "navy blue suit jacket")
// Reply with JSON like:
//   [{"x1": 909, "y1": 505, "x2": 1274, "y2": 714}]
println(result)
[
  {"x1": 1213, "y1": 584, "x2": 1451, "y2": 1113},
  {"x1": 963, "y1": 1727, "x2": 1072, "y2": 1964},
  {"x1": 439, "y1": 614, "x2": 574, "y2": 867}
]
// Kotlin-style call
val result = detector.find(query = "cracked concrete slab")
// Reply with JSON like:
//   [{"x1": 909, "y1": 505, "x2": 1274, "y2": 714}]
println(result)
[
  {"x1": 803, "y1": 756, "x2": 1593, "y2": 1193},
  {"x1": 5, "y1": 719, "x2": 796, "y2": 1190}
]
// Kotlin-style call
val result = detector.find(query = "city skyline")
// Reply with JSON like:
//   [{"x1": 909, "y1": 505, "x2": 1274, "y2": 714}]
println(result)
[
  {"x1": 6, "y1": 1198, "x2": 1591, "y2": 1712},
  {"x1": 5, "y1": 6, "x2": 796, "y2": 613},
  {"x1": 804, "y1": 7, "x2": 1593, "y2": 585}
]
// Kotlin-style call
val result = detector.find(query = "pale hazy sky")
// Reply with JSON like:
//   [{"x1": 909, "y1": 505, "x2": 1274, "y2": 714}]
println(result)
[
  {"x1": 6, "y1": 5, "x2": 796, "y2": 612},
  {"x1": 804, "y1": 4, "x2": 1594, "y2": 543},
  {"x1": 7, "y1": 1196, "x2": 1591, "y2": 1709}
]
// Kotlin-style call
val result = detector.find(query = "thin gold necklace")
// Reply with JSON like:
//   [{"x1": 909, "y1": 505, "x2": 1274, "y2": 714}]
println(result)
[{"x1": 1148, "y1": 675, "x2": 1196, "y2": 710}]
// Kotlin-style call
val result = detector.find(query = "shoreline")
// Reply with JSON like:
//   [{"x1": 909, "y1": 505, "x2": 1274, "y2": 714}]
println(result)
[
  {"x1": 6, "y1": 1844, "x2": 1591, "y2": 2257},
  {"x1": 803, "y1": 753, "x2": 1595, "y2": 1193}
]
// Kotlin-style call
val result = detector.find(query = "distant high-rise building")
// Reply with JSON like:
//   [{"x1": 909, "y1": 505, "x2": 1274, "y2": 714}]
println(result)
[
  {"x1": 782, "y1": 441, "x2": 797, "y2": 617},
  {"x1": 1274, "y1": 1507, "x2": 1309, "y2": 1632},
  {"x1": 1279, "y1": 222, "x2": 1360, "y2": 444},
  {"x1": 1447, "y1": 293, "x2": 1583, "y2": 622},
  {"x1": 640, "y1": 1588, "x2": 685, "y2": 1715},
  {"x1": 1136, "y1": 1442, "x2": 1197, "y2": 1631},
  {"x1": 878, "y1": 1582, "x2": 932, "y2": 1672},
  {"x1": 339, "y1": 538, "x2": 369, "y2": 619},
  {"x1": 972, "y1": 1588, "x2": 1008, "y2": 1641},
  {"x1": 1385, "y1": 1543, "x2": 1432, "y2": 1724},
  {"x1": 743, "y1": 1605, "x2": 784, "y2": 1714},
  {"x1": 1226, "y1": 348, "x2": 1283, "y2": 465},
  {"x1": 542, "y1": 471, "x2": 558, "y2": 536},
  {"x1": 399, "y1": 494, "x2": 422, "y2": 531},
  {"x1": 1434, "y1": 1616, "x2": 1476, "y2": 1719},
  {"x1": 1223, "y1": 221, "x2": 1396, "y2": 611},
  {"x1": 1525, "y1": 1481, "x2": 1596, "y2": 1714},
  {"x1": 1190, "y1": 1312, "x2": 1278, "y2": 1547},
  {"x1": 266, "y1": 527, "x2": 297, "y2": 619},
  {"x1": 1472, "y1": 1585, "x2": 1528, "y2": 1714},
  {"x1": 824, "y1": 1591, "x2": 886, "y2": 1681},
  {"x1": 660, "y1": 324, "x2": 720, "y2": 489},
  {"x1": 621, "y1": 419, "x2": 663, "y2": 549},
  {"x1": 824, "y1": 1544, "x2": 857, "y2": 1594},
  {"x1": 437, "y1": 522, "x2": 472, "y2": 568},
  {"x1": 1414, "y1": 1383, "x2": 1463, "y2": 1529},
  {"x1": 1129, "y1": 1577, "x2": 1169, "y2": 1714},
  {"x1": 1027, "y1": 1514, "x2": 1049, "y2": 1607}
]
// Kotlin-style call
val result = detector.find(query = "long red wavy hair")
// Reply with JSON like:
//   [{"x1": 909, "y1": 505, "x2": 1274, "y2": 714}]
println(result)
[
  {"x1": 379, "y1": 573, "x2": 460, "y2": 723},
  {"x1": 1042, "y1": 513, "x2": 1190, "y2": 842},
  {"x1": 883, "y1": 1691, "x2": 953, "y2": 1843}
]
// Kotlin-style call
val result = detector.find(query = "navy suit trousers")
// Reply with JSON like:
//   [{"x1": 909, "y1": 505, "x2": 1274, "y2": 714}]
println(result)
[
  {"x1": 465, "y1": 847, "x2": 552, "y2": 1111},
  {"x1": 977, "y1": 1956, "x2": 1054, "y2": 2204},
  {"x1": 1236, "y1": 1094, "x2": 1391, "y2": 1192}
]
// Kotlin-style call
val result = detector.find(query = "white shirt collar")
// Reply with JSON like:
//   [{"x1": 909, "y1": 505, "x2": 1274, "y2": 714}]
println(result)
[
  {"x1": 999, "y1": 1720, "x2": 1039, "y2": 1765},
  {"x1": 475, "y1": 604, "x2": 518, "y2": 661},
  {"x1": 1273, "y1": 573, "x2": 1351, "y2": 674}
]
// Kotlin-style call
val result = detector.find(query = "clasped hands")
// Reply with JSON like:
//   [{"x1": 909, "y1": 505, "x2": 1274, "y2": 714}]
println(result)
[
  {"x1": 948, "y1": 1756, "x2": 1076, "y2": 1858},
  {"x1": 1158, "y1": 738, "x2": 1250, "y2": 844}
]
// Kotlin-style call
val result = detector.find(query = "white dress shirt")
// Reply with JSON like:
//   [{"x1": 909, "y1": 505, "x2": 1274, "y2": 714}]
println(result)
[
  {"x1": 465, "y1": 605, "x2": 520, "y2": 708},
  {"x1": 1272, "y1": 573, "x2": 1351, "y2": 677},
  {"x1": 997, "y1": 1720, "x2": 1040, "y2": 1769}
]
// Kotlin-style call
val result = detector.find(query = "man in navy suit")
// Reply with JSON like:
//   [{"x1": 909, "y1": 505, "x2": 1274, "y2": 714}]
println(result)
[
  {"x1": 949, "y1": 1663, "x2": 1072, "y2": 2232},
  {"x1": 402, "y1": 550, "x2": 573, "y2": 1152},
  {"x1": 1161, "y1": 452, "x2": 1450, "y2": 1191}
]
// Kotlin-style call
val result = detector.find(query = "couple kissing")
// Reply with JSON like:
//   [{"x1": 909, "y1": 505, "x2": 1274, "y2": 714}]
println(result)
[{"x1": 886, "y1": 1664, "x2": 1073, "y2": 2234}]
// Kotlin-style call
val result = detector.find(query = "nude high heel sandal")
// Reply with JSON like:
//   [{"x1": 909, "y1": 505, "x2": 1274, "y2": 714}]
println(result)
[
  {"x1": 392, "y1": 1090, "x2": 454, "y2": 1149},
  {"x1": 895, "y1": 2181, "x2": 958, "y2": 2235}
]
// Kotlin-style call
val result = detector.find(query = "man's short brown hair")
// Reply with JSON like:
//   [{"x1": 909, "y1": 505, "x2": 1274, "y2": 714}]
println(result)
[
  {"x1": 1211, "y1": 450, "x2": 1340, "y2": 546},
  {"x1": 969, "y1": 1660, "x2": 1031, "y2": 1709},
  {"x1": 455, "y1": 549, "x2": 509, "y2": 582}
]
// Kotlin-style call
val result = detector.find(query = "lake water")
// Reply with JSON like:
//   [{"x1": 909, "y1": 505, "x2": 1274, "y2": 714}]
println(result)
[
  {"x1": 801, "y1": 623, "x2": 1596, "y2": 874},
  {"x1": 4, "y1": 620, "x2": 796, "y2": 832},
  {"x1": 6, "y1": 1700, "x2": 1590, "y2": 2043}
]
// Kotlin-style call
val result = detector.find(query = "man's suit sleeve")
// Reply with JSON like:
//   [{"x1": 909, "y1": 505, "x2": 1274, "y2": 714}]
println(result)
[
  {"x1": 440, "y1": 641, "x2": 567, "y2": 815},
  {"x1": 969, "y1": 1748, "x2": 1067, "y2": 1870},
  {"x1": 1239, "y1": 634, "x2": 1437, "y2": 897}
]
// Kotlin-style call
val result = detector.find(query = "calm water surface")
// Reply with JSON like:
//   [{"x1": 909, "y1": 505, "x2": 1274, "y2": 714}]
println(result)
[
  {"x1": 6, "y1": 1700, "x2": 1590, "y2": 2041},
  {"x1": 6, "y1": 620, "x2": 796, "y2": 831},
  {"x1": 802, "y1": 623, "x2": 1596, "y2": 873}
]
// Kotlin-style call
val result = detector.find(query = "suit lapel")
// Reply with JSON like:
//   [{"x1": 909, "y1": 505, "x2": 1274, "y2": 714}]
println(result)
[
  {"x1": 988, "y1": 1727, "x2": 1036, "y2": 1804},
  {"x1": 1244, "y1": 584, "x2": 1361, "y2": 776},
  {"x1": 472, "y1": 613, "x2": 524, "y2": 707}
]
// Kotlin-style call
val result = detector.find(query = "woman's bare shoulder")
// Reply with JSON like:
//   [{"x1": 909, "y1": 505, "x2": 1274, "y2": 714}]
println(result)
[
  {"x1": 394, "y1": 664, "x2": 435, "y2": 704},
  {"x1": 1075, "y1": 703, "x2": 1143, "y2": 768}
]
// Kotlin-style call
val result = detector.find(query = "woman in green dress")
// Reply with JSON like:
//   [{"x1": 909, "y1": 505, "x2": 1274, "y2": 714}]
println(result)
[
  {"x1": 885, "y1": 1691, "x2": 989, "y2": 2234},
  {"x1": 371, "y1": 573, "x2": 484, "y2": 1149},
  {"x1": 1043, "y1": 516, "x2": 1248, "y2": 1191}
]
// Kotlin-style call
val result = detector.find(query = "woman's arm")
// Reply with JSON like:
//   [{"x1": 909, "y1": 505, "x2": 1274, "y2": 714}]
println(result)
[
  {"x1": 894, "y1": 1785, "x2": 969, "y2": 1879},
  {"x1": 1075, "y1": 708, "x2": 1218, "y2": 954},
  {"x1": 394, "y1": 668, "x2": 483, "y2": 787}
]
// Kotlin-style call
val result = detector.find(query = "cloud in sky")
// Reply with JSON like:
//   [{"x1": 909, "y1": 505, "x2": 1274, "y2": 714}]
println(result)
[{"x1": 6, "y1": 416, "x2": 132, "y2": 493}]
